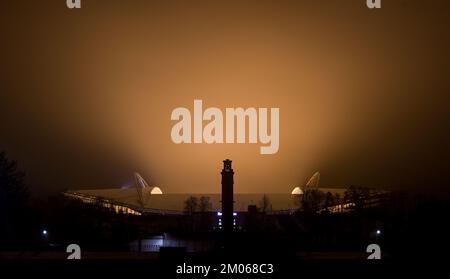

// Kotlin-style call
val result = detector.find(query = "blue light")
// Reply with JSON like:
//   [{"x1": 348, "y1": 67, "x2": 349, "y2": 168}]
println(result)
[
  {"x1": 233, "y1": 212, "x2": 237, "y2": 216},
  {"x1": 42, "y1": 230, "x2": 48, "y2": 235},
  {"x1": 217, "y1": 212, "x2": 222, "y2": 216},
  {"x1": 376, "y1": 230, "x2": 381, "y2": 235}
]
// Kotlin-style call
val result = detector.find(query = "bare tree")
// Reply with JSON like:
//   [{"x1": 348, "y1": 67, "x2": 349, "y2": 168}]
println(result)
[
  {"x1": 334, "y1": 193, "x2": 342, "y2": 213},
  {"x1": 323, "y1": 192, "x2": 335, "y2": 211},
  {"x1": 199, "y1": 196, "x2": 212, "y2": 213},
  {"x1": 259, "y1": 194, "x2": 271, "y2": 213},
  {"x1": 301, "y1": 189, "x2": 325, "y2": 213},
  {"x1": 184, "y1": 196, "x2": 198, "y2": 215},
  {"x1": 344, "y1": 185, "x2": 371, "y2": 213},
  {"x1": 0, "y1": 152, "x2": 28, "y2": 240}
]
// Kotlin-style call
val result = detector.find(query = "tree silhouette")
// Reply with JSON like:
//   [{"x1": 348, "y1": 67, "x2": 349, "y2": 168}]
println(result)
[
  {"x1": 334, "y1": 193, "x2": 341, "y2": 204},
  {"x1": 259, "y1": 194, "x2": 271, "y2": 213},
  {"x1": 344, "y1": 185, "x2": 370, "y2": 213},
  {"x1": 323, "y1": 192, "x2": 335, "y2": 212},
  {"x1": 184, "y1": 196, "x2": 198, "y2": 215},
  {"x1": 199, "y1": 196, "x2": 212, "y2": 213},
  {"x1": 301, "y1": 189, "x2": 325, "y2": 213},
  {"x1": 0, "y1": 152, "x2": 29, "y2": 241},
  {"x1": 198, "y1": 196, "x2": 212, "y2": 231},
  {"x1": 334, "y1": 193, "x2": 342, "y2": 213}
]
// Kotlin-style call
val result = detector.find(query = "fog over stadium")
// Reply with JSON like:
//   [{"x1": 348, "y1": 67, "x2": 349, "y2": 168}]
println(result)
[{"x1": 1, "y1": 0, "x2": 449, "y2": 196}]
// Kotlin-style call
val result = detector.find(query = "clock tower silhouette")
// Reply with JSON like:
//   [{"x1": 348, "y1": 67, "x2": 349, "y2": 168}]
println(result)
[{"x1": 221, "y1": 159, "x2": 234, "y2": 233}]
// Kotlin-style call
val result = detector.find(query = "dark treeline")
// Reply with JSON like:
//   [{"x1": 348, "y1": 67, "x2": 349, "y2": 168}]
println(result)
[{"x1": 1, "y1": 151, "x2": 450, "y2": 259}]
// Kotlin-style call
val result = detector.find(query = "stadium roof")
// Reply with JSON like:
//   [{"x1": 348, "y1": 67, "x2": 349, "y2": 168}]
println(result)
[{"x1": 63, "y1": 172, "x2": 347, "y2": 214}]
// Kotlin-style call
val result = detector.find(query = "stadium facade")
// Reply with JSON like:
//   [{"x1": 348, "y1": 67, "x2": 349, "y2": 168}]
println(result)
[{"x1": 63, "y1": 170, "x2": 351, "y2": 215}]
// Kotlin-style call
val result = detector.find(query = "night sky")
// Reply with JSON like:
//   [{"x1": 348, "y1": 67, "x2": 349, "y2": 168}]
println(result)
[{"x1": 1, "y1": 0, "x2": 449, "y2": 195}]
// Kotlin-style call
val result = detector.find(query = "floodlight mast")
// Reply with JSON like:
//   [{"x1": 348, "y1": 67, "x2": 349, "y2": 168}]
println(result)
[{"x1": 134, "y1": 172, "x2": 149, "y2": 208}]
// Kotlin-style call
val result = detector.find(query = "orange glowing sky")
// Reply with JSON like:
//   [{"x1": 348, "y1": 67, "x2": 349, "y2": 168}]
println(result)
[{"x1": 1, "y1": 0, "x2": 449, "y2": 195}]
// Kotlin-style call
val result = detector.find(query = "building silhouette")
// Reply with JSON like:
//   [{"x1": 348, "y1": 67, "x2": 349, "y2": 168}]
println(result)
[{"x1": 221, "y1": 159, "x2": 234, "y2": 233}]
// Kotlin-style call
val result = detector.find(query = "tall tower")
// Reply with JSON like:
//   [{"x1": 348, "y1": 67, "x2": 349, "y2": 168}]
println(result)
[{"x1": 221, "y1": 159, "x2": 234, "y2": 233}]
